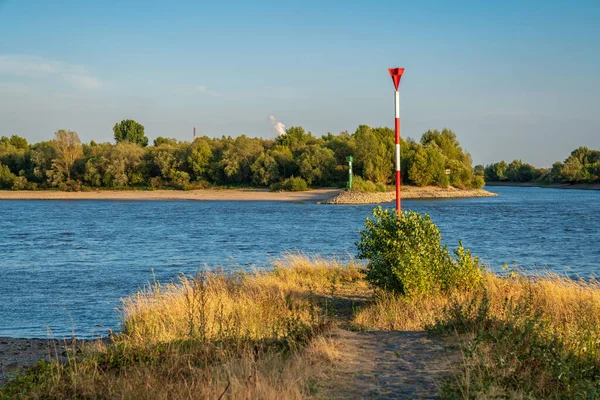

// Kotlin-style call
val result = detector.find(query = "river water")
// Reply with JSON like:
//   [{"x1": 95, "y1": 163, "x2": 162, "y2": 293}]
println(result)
[{"x1": 0, "y1": 186, "x2": 598, "y2": 338}]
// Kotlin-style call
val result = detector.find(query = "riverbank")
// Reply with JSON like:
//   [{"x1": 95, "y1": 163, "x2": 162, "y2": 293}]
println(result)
[
  {"x1": 3, "y1": 255, "x2": 600, "y2": 398},
  {"x1": 486, "y1": 181, "x2": 600, "y2": 190},
  {"x1": 0, "y1": 338, "x2": 110, "y2": 386},
  {"x1": 322, "y1": 186, "x2": 497, "y2": 204},
  {"x1": 0, "y1": 186, "x2": 498, "y2": 203},
  {"x1": 0, "y1": 188, "x2": 342, "y2": 202}
]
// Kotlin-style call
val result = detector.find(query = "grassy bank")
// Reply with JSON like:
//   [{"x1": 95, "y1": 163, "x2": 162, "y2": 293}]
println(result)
[
  {"x1": 0, "y1": 256, "x2": 367, "y2": 399},
  {"x1": 354, "y1": 271, "x2": 600, "y2": 398},
  {"x1": 3, "y1": 256, "x2": 600, "y2": 398}
]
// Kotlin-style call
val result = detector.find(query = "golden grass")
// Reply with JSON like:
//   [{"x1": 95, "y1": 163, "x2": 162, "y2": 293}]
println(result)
[
  {"x1": 353, "y1": 270, "x2": 600, "y2": 397},
  {"x1": 1, "y1": 254, "x2": 357, "y2": 399},
  {"x1": 5, "y1": 255, "x2": 600, "y2": 399},
  {"x1": 353, "y1": 271, "x2": 600, "y2": 333}
]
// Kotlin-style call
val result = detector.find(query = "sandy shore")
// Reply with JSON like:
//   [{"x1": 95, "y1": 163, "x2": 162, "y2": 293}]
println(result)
[
  {"x1": 0, "y1": 188, "x2": 343, "y2": 202},
  {"x1": 322, "y1": 186, "x2": 498, "y2": 204}
]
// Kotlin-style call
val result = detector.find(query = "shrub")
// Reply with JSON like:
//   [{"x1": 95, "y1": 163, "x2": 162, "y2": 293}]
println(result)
[
  {"x1": 272, "y1": 176, "x2": 308, "y2": 192},
  {"x1": 0, "y1": 162, "x2": 17, "y2": 189},
  {"x1": 471, "y1": 175, "x2": 485, "y2": 189},
  {"x1": 356, "y1": 207, "x2": 484, "y2": 296},
  {"x1": 351, "y1": 176, "x2": 377, "y2": 192}
]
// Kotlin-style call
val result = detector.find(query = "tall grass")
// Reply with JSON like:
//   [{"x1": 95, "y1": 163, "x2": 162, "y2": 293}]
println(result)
[
  {"x1": 353, "y1": 271, "x2": 600, "y2": 398},
  {"x1": 1, "y1": 255, "x2": 361, "y2": 399},
  {"x1": 4, "y1": 255, "x2": 600, "y2": 398}
]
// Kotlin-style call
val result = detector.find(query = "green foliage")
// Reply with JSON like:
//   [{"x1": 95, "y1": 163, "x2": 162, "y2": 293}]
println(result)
[
  {"x1": 272, "y1": 176, "x2": 308, "y2": 192},
  {"x1": 486, "y1": 146, "x2": 600, "y2": 185},
  {"x1": 47, "y1": 130, "x2": 83, "y2": 186},
  {"x1": 1, "y1": 124, "x2": 485, "y2": 190},
  {"x1": 436, "y1": 290, "x2": 600, "y2": 398},
  {"x1": 298, "y1": 145, "x2": 335, "y2": 185},
  {"x1": 356, "y1": 207, "x2": 484, "y2": 296},
  {"x1": 353, "y1": 125, "x2": 393, "y2": 184},
  {"x1": 113, "y1": 119, "x2": 148, "y2": 147},
  {"x1": 251, "y1": 152, "x2": 279, "y2": 186},
  {"x1": 351, "y1": 176, "x2": 386, "y2": 193},
  {"x1": 187, "y1": 138, "x2": 213, "y2": 181},
  {"x1": 0, "y1": 162, "x2": 21, "y2": 189},
  {"x1": 153, "y1": 137, "x2": 179, "y2": 147}
]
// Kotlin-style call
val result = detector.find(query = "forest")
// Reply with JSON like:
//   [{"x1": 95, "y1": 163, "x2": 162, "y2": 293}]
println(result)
[
  {"x1": 484, "y1": 147, "x2": 600, "y2": 184},
  {"x1": 0, "y1": 120, "x2": 484, "y2": 191}
]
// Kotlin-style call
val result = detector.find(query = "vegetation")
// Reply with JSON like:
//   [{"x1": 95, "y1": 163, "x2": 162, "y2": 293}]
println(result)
[
  {"x1": 357, "y1": 207, "x2": 484, "y2": 296},
  {"x1": 2, "y1": 210, "x2": 599, "y2": 398},
  {"x1": 0, "y1": 124, "x2": 483, "y2": 191},
  {"x1": 350, "y1": 175, "x2": 387, "y2": 193},
  {"x1": 5, "y1": 197, "x2": 595, "y2": 399},
  {"x1": 1, "y1": 255, "x2": 365, "y2": 399},
  {"x1": 484, "y1": 146, "x2": 600, "y2": 184}
]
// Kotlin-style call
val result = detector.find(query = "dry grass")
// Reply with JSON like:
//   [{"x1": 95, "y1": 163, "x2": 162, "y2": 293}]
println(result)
[
  {"x1": 1, "y1": 255, "x2": 361, "y2": 399},
  {"x1": 5, "y1": 256, "x2": 600, "y2": 399},
  {"x1": 353, "y1": 271, "x2": 600, "y2": 333},
  {"x1": 352, "y1": 270, "x2": 600, "y2": 398}
]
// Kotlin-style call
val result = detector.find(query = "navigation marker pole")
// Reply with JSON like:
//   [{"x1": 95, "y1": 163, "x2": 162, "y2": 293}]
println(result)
[
  {"x1": 347, "y1": 156, "x2": 353, "y2": 189},
  {"x1": 388, "y1": 67, "x2": 405, "y2": 216}
]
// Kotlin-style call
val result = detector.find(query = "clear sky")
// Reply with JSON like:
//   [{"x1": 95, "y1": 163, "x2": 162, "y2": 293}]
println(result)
[{"x1": 1, "y1": 0, "x2": 598, "y2": 166}]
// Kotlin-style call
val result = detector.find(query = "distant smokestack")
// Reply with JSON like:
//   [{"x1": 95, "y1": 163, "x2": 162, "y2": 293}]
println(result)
[{"x1": 193, "y1": 127, "x2": 196, "y2": 140}]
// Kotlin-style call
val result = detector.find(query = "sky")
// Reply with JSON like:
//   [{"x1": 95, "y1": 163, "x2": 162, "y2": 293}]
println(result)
[{"x1": 0, "y1": 0, "x2": 599, "y2": 166}]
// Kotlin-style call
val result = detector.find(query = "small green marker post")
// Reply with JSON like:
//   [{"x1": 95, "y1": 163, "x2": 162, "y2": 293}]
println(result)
[{"x1": 346, "y1": 156, "x2": 353, "y2": 190}]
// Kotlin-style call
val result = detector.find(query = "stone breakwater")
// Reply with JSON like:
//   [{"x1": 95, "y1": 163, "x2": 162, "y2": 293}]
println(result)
[{"x1": 321, "y1": 186, "x2": 498, "y2": 204}]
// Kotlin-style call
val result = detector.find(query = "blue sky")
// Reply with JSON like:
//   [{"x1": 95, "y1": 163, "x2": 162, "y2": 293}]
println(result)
[{"x1": 0, "y1": 0, "x2": 598, "y2": 165}]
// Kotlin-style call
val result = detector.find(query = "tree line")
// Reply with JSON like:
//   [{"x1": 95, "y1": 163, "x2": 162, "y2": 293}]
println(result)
[
  {"x1": 484, "y1": 146, "x2": 600, "y2": 184},
  {"x1": 0, "y1": 120, "x2": 484, "y2": 191}
]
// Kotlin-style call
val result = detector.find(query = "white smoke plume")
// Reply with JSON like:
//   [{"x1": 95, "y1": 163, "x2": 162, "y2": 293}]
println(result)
[{"x1": 268, "y1": 115, "x2": 286, "y2": 136}]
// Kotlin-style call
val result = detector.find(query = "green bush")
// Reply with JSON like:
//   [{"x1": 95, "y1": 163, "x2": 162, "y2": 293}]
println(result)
[
  {"x1": 356, "y1": 207, "x2": 484, "y2": 296},
  {"x1": 271, "y1": 176, "x2": 308, "y2": 192},
  {"x1": 0, "y1": 162, "x2": 28, "y2": 190},
  {"x1": 351, "y1": 176, "x2": 387, "y2": 192}
]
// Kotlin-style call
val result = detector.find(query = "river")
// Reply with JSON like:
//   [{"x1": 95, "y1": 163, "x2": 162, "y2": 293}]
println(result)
[{"x1": 0, "y1": 186, "x2": 598, "y2": 338}]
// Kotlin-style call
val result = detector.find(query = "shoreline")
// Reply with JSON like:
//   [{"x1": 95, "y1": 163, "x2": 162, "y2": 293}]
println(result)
[
  {"x1": 0, "y1": 188, "x2": 342, "y2": 202},
  {"x1": 485, "y1": 182, "x2": 600, "y2": 191},
  {"x1": 0, "y1": 337, "x2": 110, "y2": 386},
  {"x1": 322, "y1": 186, "x2": 498, "y2": 204},
  {"x1": 0, "y1": 186, "x2": 498, "y2": 203}
]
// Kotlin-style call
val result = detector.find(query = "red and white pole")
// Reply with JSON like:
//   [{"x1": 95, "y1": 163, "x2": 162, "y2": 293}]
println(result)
[{"x1": 388, "y1": 68, "x2": 405, "y2": 216}]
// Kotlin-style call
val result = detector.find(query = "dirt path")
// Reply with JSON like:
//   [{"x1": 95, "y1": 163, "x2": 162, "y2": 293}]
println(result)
[{"x1": 322, "y1": 329, "x2": 460, "y2": 399}]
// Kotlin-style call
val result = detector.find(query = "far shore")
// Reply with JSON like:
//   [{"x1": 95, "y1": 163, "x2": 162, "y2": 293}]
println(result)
[
  {"x1": 0, "y1": 186, "x2": 498, "y2": 203},
  {"x1": 0, "y1": 188, "x2": 342, "y2": 202},
  {"x1": 486, "y1": 182, "x2": 600, "y2": 191}
]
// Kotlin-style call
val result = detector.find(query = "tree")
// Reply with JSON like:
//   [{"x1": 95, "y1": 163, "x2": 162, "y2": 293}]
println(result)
[
  {"x1": 560, "y1": 157, "x2": 586, "y2": 183},
  {"x1": 5, "y1": 135, "x2": 28, "y2": 149},
  {"x1": 187, "y1": 138, "x2": 213, "y2": 181},
  {"x1": 484, "y1": 161, "x2": 508, "y2": 181},
  {"x1": 154, "y1": 137, "x2": 178, "y2": 147},
  {"x1": 251, "y1": 152, "x2": 279, "y2": 186},
  {"x1": 48, "y1": 130, "x2": 83, "y2": 185},
  {"x1": 354, "y1": 125, "x2": 393, "y2": 184},
  {"x1": 221, "y1": 136, "x2": 264, "y2": 183},
  {"x1": 113, "y1": 119, "x2": 148, "y2": 147},
  {"x1": 408, "y1": 147, "x2": 432, "y2": 186},
  {"x1": 298, "y1": 145, "x2": 336, "y2": 185}
]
